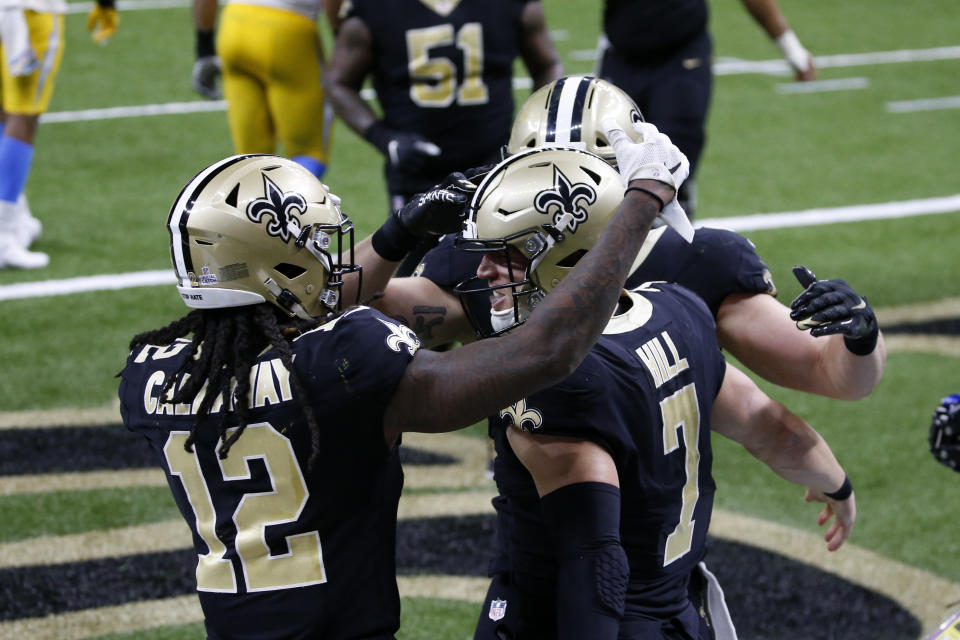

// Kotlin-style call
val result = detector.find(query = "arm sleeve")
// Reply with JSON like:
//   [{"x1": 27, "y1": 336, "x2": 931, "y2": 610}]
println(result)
[{"x1": 540, "y1": 482, "x2": 627, "y2": 640}]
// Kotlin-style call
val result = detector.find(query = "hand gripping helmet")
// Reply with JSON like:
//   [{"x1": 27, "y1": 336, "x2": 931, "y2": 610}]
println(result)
[
  {"x1": 454, "y1": 146, "x2": 628, "y2": 337},
  {"x1": 168, "y1": 154, "x2": 359, "y2": 320},
  {"x1": 507, "y1": 76, "x2": 644, "y2": 165}
]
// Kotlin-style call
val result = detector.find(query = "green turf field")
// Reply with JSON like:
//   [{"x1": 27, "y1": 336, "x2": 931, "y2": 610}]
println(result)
[{"x1": 1, "y1": 0, "x2": 958, "y2": 638}]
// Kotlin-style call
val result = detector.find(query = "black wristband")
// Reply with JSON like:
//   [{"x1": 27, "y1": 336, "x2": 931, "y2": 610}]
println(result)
[
  {"x1": 97, "y1": 0, "x2": 116, "y2": 8},
  {"x1": 624, "y1": 185, "x2": 665, "y2": 212},
  {"x1": 196, "y1": 29, "x2": 216, "y2": 58},
  {"x1": 824, "y1": 475, "x2": 853, "y2": 501},
  {"x1": 371, "y1": 214, "x2": 417, "y2": 262},
  {"x1": 844, "y1": 325, "x2": 879, "y2": 356},
  {"x1": 363, "y1": 121, "x2": 392, "y2": 155}
]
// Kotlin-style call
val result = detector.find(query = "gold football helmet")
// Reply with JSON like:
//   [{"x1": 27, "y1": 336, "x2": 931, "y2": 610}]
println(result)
[
  {"x1": 168, "y1": 154, "x2": 358, "y2": 320},
  {"x1": 455, "y1": 147, "x2": 627, "y2": 336},
  {"x1": 507, "y1": 76, "x2": 644, "y2": 165}
]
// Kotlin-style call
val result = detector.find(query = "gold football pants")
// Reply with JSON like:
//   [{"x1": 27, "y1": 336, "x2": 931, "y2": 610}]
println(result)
[{"x1": 217, "y1": 3, "x2": 331, "y2": 165}]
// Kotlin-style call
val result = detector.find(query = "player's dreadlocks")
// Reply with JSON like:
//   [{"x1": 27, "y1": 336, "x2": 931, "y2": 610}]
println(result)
[{"x1": 128, "y1": 304, "x2": 324, "y2": 466}]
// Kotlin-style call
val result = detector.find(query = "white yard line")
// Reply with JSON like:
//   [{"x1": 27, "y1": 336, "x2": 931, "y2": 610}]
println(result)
[
  {"x1": 775, "y1": 77, "x2": 870, "y2": 94},
  {"x1": 572, "y1": 45, "x2": 960, "y2": 71},
  {"x1": 1, "y1": 196, "x2": 958, "y2": 301},
  {"x1": 37, "y1": 44, "x2": 960, "y2": 125},
  {"x1": 887, "y1": 96, "x2": 960, "y2": 113}
]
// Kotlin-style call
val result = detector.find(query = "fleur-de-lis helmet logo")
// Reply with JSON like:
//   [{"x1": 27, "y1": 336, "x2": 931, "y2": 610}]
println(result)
[
  {"x1": 246, "y1": 173, "x2": 307, "y2": 242},
  {"x1": 533, "y1": 165, "x2": 596, "y2": 233}
]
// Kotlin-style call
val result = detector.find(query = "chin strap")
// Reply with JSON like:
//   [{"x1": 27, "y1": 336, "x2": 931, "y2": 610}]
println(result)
[{"x1": 264, "y1": 278, "x2": 312, "y2": 320}]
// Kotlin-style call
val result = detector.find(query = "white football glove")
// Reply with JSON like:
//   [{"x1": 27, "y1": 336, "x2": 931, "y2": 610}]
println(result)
[
  {"x1": 192, "y1": 56, "x2": 222, "y2": 100},
  {"x1": 602, "y1": 118, "x2": 694, "y2": 242}
]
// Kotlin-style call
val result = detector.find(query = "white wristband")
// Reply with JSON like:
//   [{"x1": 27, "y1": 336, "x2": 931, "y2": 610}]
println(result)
[{"x1": 776, "y1": 29, "x2": 811, "y2": 73}]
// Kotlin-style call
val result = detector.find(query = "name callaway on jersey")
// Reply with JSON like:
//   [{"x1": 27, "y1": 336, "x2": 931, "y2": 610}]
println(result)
[{"x1": 133, "y1": 341, "x2": 294, "y2": 416}]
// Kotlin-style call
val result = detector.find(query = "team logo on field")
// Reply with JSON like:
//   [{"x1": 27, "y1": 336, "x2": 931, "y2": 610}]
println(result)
[
  {"x1": 246, "y1": 173, "x2": 306, "y2": 243},
  {"x1": 500, "y1": 399, "x2": 543, "y2": 432},
  {"x1": 378, "y1": 318, "x2": 421, "y2": 356},
  {"x1": 488, "y1": 599, "x2": 507, "y2": 621},
  {"x1": 534, "y1": 166, "x2": 596, "y2": 233}
]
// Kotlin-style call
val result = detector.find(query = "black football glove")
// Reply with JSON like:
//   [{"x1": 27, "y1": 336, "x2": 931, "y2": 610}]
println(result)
[
  {"x1": 789, "y1": 265, "x2": 879, "y2": 355},
  {"x1": 364, "y1": 123, "x2": 441, "y2": 172},
  {"x1": 397, "y1": 166, "x2": 491, "y2": 236},
  {"x1": 930, "y1": 394, "x2": 960, "y2": 472},
  {"x1": 192, "y1": 56, "x2": 222, "y2": 100}
]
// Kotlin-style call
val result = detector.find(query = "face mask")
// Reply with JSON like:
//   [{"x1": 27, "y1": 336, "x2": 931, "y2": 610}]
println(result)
[{"x1": 490, "y1": 305, "x2": 526, "y2": 334}]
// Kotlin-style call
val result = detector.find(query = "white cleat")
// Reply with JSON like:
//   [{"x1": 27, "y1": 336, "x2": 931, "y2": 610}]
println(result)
[
  {"x1": 0, "y1": 236, "x2": 49, "y2": 269},
  {"x1": 13, "y1": 195, "x2": 42, "y2": 248}
]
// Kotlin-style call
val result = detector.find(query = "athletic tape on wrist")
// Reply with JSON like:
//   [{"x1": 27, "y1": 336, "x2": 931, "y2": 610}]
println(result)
[{"x1": 776, "y1": 30, "x2": 811, "y2": 72}]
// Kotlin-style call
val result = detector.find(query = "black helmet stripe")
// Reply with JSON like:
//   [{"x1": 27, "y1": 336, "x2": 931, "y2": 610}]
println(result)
[
  {"x1": 545, "y1": 76, "x2": 592, "y2": 144},
  {"x1": 168, "y1": 154, "x2": 261, "y2": 280}
]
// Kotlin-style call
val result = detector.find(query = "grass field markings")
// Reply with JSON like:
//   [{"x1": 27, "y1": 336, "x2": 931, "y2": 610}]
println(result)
[
  {"x1": 403, "y1": 432, "x2": 490, "y2": 489},
  {"x1": 396, "y1": 575, "x2": 490, "y2": 603},
  {"x1": 0, "y1": 468, "x2": 165, "y2": 496},
  {"x1": 0, "y1": 594, "x2": 203, "y2": 640},
  {"x1": 885, "y1": 335, "x2": 960, "y2": 358},
  {"x1": 877, "y1": 298, "x2": 960, "y2": 324},
  {"x1": 568, "y1": 45, "x2": 960, "y2": 71},
  {"x1": 697, "y1": 195, "x2": 960, "y2": 232},
  {"x1": 710, "y1": 507, "x2": 960, "y2": 637},
  {"x1": 0, "y1": 405, "x2": 120, "y2": 429},
  {"x1": 66, "y1": 0, "x2": 192, "y2": 12},
  {"x1": 3, "y1": 509, "x2": 950, "y2": 640},
  {"x1": 775, "y1": 77, "x2": 870, "y2": 93},
  {"x1": 0, "y1": 269, "x2": 175, "y2": 301},
  {"x1": 0, "y1": 520, "x2": 189, "y2": 568},
  {"x1": 36, "y1": 44, "x2": 960, "y2": 125},
  {"x1": 0, "y1": 490, "x2": 495, "y2": 569},
  {"x1": 888, "y1": 96, "x2": 960, "y2": 113},
  {"x1": 0, "y1": 580, "x2": 489, "y2": 640},
  {"x1": 41, "y1": 102, "x2": 226, "y2": 124},
  {"x1": 3, "y1": 199, "x2": 958, "y2": 302}
]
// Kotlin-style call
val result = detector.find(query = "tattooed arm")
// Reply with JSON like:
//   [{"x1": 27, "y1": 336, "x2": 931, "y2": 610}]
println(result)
[
  {"x1": 372, "y1": 277, "x2": 473, "y2": 349},
  {"x1": 383, "y1": 181, "x2": 669, "y2": 444}
]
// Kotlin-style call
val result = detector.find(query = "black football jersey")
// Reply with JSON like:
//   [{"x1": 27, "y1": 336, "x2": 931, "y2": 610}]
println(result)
[
  {"x1": 345, "y1": 0, "x2": 532, "y2": 193},
  {"x1": 625, "y1": 225, "x2": 776, "y2": 316},
  {"x1": 493, "y1": 282, "x2": 726, "y2": 620},
  {"x1": 118, "y1": 307, "x2": 421, "y2": 640},
  {"x1": 603, "y1": 0, "x2": 709, "y2": 59}
]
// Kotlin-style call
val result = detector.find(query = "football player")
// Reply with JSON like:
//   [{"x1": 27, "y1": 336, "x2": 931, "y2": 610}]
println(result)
[
  {"x1": 0, "y1": 0, "x2": 117, "y2": 268},
  {"x1": 379, "y1": 76, "x2": 886, "y2": 401},
  {"x1": 190, "y1": 0, "x2": 332, "y2": 178},
  {"x1": 457, "y1": 141, "x2": 855, "y2": 639},
  {"x1": 118, "y1": 141, "x2": 682, "y2": 638},
  {"x1": 597, "y1": 0, "x2": 816, "y2": 219},
  {"x1": 323, "y1": 0, "x2": 563, "y2": 275}
]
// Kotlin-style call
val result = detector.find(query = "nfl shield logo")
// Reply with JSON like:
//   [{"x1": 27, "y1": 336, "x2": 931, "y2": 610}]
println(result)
[{"x1": 488, "y1": 599, "x2": 507, "y2": 622}]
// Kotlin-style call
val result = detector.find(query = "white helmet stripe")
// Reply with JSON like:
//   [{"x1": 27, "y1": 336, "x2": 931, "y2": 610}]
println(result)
[
  {"x1": 545, "y1": 76, "x2": 591, "y2": 145},
  {"x1": 167, "y1": 154, "x2": 259, "y2": 285}
]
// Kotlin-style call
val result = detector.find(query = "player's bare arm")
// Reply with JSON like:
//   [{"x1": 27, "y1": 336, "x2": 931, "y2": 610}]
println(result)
[
  {"x1": 518, "y1": 1, "x2": 564, "y2": 89},
  {"x1": 716, "y1": 293, "x2": 885, "y2": 402},
  {"x1": 383, "y1": 180, "x2": 670, "y2": 443},
  {"x1": 740, "y1": 0, "x2": 816, "y2": 80},
  {"x1": 324, "y1": 16, "x2": 378, "y2": 135},
  {"x1": 372, "y1": 276, "x2": 473, "y2": 349},
  {"x1": 508, "y1": 430, "x2": 618, "y2": 496},
  {"x1": 710, "y1": 364, "x2": 855, "y2": 550}
]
